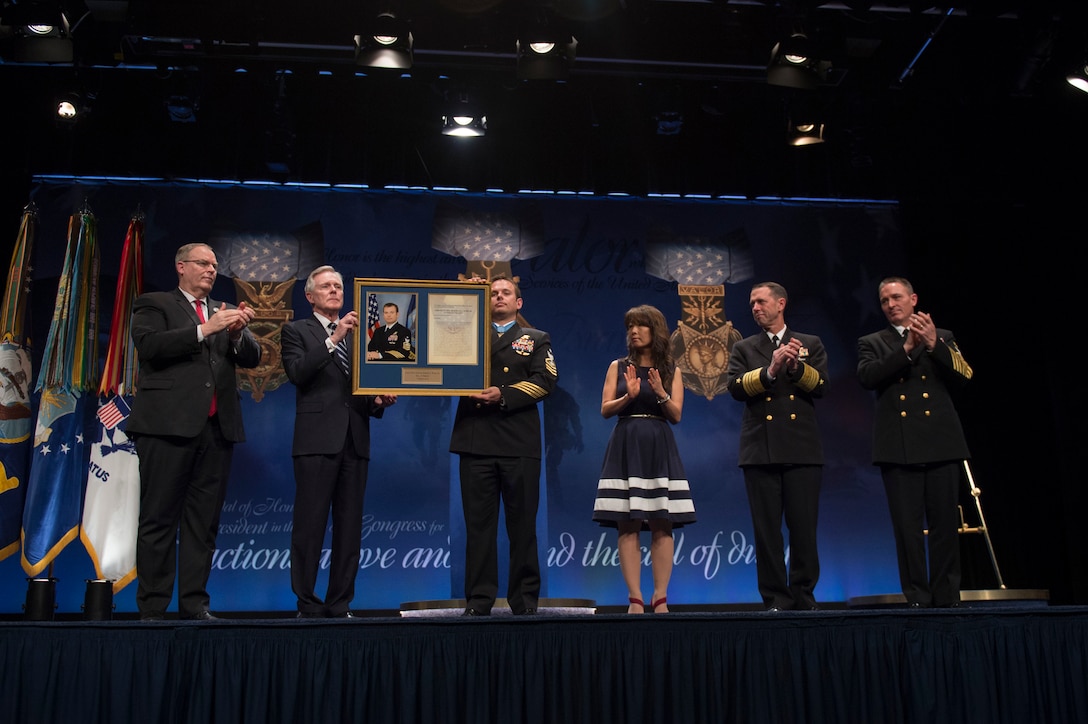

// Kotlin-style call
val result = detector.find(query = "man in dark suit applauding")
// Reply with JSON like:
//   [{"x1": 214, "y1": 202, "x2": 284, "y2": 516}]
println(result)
[
  {"x1": 128, "y1": 242, "x2": 261, "y2": 621},
  {"x1": 726, "y1": 281, "x2": 829, "y2": 612},
  {"x1": 281, "y1": 266, "x2": 397, "y2": 618},
  {"x1": 857, "y1": 276, "x2": 973, "y2": 609},
  {"x1": 450, "y1": 275, "x2": 558, "y2": 616}
]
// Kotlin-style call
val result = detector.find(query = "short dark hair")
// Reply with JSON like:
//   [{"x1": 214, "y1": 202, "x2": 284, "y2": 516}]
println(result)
[
  {"x1": 491, "y1": 274, "x2": 521, "y2": 299},
  {"x1": 751, "y1": 281, "x2": 788, "y2": 301},
  {"x1": 878, "y1": 276, "x2": 913, "y2": 297}
]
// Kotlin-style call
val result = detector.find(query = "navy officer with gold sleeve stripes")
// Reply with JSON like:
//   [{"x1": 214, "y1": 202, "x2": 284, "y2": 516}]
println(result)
[
  {"x1": 857, "y1": 276, "x2": 972, "y2": 609},
  {"x1": 725, "y1": 281, "x2": 829, "y2": 612},
  {"x1": 450, "y1": 274, "x2": 558, "y2": 617}
]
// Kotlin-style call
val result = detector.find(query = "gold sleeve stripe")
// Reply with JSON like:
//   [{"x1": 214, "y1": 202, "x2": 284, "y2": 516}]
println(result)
[
  {"x1": 950, "y1": 347, "x2": 973, "y2": 380},
  {"x1": 546, "y1": 359, "x2": 557, "y2": 376},
  {"x1": 797, "y1": 364, "x2": 821, "y2": 392},
  {"x1": 511, "y1": 381, "x2": 549, "y2": 399},
  {"x1": 740, "y1": 369, "x2": 766, "y2": 396}
]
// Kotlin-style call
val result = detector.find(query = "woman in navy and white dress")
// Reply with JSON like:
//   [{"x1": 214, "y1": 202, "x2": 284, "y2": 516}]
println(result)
[{"x1": 592, "y1": 305, "x2": 695, "y2": 614}]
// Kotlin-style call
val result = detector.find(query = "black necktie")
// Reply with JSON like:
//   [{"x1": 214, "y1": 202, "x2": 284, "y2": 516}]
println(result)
[
  {"x1": 328, "y1": 322, "x2": 350, "y2": 375},
  {"x1": 771, "y1": 335, "x2": 780, "y2": 347}
]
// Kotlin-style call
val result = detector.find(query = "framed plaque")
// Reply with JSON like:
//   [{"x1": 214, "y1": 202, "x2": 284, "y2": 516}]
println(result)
[{"x1": 352, "y1": 278, "x2": 491, "y2": 395}]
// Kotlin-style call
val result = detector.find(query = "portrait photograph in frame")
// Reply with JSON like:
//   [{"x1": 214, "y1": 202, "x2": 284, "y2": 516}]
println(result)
[{"x1": 353, "y1": 278, "x2": 492, "y2": 395}]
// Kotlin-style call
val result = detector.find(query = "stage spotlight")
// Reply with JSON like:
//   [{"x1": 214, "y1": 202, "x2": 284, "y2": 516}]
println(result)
[
  {"x1": 654, "y1": 111, "x2": 684, "y2": 136},
  {"x1": 788, "y1": 119, "x2": 825, "y2": 146},
  {"x1": 442, "y1": 94, "x2": 486, "y2": 137},
  {"x1": 767, "y1": 33, "x2": 829, "y2": 91},
  {"x1": 165, "y1": 94, "x2": 197, "y2": 123},
  {"x1": 354, "y1": 12, "x2": 413, "y2": 69},
  {"x1": 1, "y1": 0, "x2": 73, "y2": 63},
  {"x1": 54, "y1": 91, "x2": 88, "y2": 125},
  {"x1": 1067, "y1": 63, "x2": 1088, "y2": 94},
  {"x1": 57, "y1": 96, "x2": 78, "y2": 120},
  {"x1": 516, "y1": 31, "x2": 576, "y2": 81}
]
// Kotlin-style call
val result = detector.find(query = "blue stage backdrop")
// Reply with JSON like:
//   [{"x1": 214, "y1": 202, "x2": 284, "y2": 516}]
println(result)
[{"x1": 0, "y1": 178, "x2": 908, "y2": 614}]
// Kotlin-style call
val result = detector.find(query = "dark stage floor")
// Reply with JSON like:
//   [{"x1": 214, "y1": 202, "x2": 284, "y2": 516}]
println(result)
[{"x1": 3, "y1": 602, "x2": 1086, "y2": 724}]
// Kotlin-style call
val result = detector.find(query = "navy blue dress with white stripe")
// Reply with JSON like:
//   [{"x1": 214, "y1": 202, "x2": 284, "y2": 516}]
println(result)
[{"x1": 592, "y1": 361, "x2": 696, "y2": 529}]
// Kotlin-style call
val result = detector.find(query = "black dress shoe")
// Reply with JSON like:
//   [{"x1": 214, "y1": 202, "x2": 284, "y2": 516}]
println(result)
[
  {"x1": 184, "y1": 610, "x2": 220, "y2": 621},
  {"x1": 140, "y1": 613, "x2": 164, "y2": 621},
  {"x1": 296, "y1": 612, "x2": 323, "y2": 619},
  {"x1": 461, "y1": 608, "x2": 488, "y2": 617},
  {"x1": 514, "y1": 608, "x2": 538, "y2": 616},
  {"x1": 334, "y1": 611, "x2": 355, "y2": 618},
  {"x1": 766, "y1": 607, "x2": 782, "y2": 612},
  {"x1": 907, "y1": 602, "x2": 925, "y2": 609}
]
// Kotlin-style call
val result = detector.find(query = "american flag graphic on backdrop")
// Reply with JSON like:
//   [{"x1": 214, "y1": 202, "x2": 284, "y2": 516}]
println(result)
[{"x1": 431, "y1": 200, "x2": 546, "y2": 261}]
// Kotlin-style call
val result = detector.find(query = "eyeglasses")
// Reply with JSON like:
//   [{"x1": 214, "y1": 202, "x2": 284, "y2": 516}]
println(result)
[{"x1": 181, "y1": 259, "x2": 218, "y2": 270}]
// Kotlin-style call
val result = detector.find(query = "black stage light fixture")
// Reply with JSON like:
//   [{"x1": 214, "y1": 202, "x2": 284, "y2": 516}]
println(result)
[
  {"x1": 516, "y1": 30, "x2": 576, "y2": 81},
  {"x1": 654, "y1": 111, "x2": 684, "y2": 137},
  {"x1": 55, "y1": 91, "x2": 82, "y2": 123},
  {"x1": 2, "y1": 0, "x2": 73, "y2": 63},
  {"x1": 441, "y1": 93, "x2": 486, "y2": 137},
  {"x1": 354, "y1": 11, "x2": 413, "y2": 70},
  {"x1": 767, "y1": 33, "x2": 829, "y2": 91},
  {"x1": 1067, "y1": 62, "x2": 1088, "y2": 94},
  {"x1": 787, "y1": 119, "x2": 825, "y2": 146},
  {"x1": 786, "y1": 92, "x2": 826, "y2": 146},
  {"x1": 165, "y1": 94, "x2": 197, "y2": 123}
]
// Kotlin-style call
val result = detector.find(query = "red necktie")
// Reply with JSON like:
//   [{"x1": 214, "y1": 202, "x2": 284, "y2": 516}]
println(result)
[{"x1": 194, "y1": 300, "x2": 218, "y2": 417}]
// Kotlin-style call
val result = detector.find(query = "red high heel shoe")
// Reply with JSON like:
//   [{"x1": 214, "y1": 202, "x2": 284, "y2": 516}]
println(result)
[
  {"x1": 651, "y1": 597, "x2": 668, "y2": 614},
  {"x1": 628, "y1": 597, "x2": 645, "y2": 614}
]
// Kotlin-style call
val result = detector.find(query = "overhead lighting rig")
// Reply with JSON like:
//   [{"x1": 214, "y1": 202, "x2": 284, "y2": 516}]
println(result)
[{"x1": 354, "y1": 11, "x2": 413, "y2": 70}]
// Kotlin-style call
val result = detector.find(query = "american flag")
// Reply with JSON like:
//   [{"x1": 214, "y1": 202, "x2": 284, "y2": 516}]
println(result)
[
  {"x1": 366, "y1": 292, "x2": 380, "y2": 340},
  {"x1": 96, "y1": 394, "x2": 131, "y2": 430}
]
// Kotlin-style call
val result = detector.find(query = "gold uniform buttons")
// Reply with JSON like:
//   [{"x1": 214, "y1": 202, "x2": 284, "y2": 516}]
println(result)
[{"x1": 900, "y1": 411, "x2": 907, "y2": 417}]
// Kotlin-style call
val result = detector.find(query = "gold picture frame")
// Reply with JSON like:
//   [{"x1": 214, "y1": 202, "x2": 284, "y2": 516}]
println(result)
[{"x1": 352, "y1": 278, "x2": 492, "y2": 396}]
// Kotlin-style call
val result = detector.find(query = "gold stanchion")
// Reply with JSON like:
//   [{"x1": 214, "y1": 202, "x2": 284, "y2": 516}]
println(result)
[{"x1": 959, "y1": 459, "x2": 1006, "y2": 590}]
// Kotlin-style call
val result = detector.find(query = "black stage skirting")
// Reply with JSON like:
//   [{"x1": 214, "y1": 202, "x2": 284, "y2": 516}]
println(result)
[{"x1": 3, "y1": 606, "x2": 1087, "y2": 724}]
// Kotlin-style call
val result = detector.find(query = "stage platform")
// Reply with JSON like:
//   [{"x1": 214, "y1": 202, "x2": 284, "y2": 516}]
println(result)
[{"x1": 3, "y1": 603, "x2": 1087, "y2": 724}]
